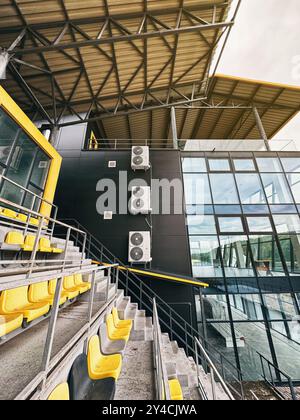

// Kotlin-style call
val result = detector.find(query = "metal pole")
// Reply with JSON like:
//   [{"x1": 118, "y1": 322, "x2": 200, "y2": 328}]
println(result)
[
  {"x1": 49, "y1": 125, "x2": 60, "y2": 149},
  {"x1": 171, "y1": 107, "x2": 178, "y2": 150},
  {"x1": 0, "y1": 50, "x2": 9, "y2": 79},
  {"x1": 83, "y1": 270, "x2": 97, "y2": 354},
  {"x1": 253, "y1": 106, "x2": 270, "y2": 151}
]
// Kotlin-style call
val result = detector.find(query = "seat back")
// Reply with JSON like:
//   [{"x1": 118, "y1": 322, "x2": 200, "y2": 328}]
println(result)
[
  {"x1": 1, "y1": 208, "x2": 17, "y2": 219},
  {"x1": 68, "y1": 354, "x2": 92, "y2": 400},
  {"x1": 5, "y1": 231, "x2": 24, "y2": 246},
  {"x1": 47, "y1": 383, "x2": 70, "y2": 400},
  {"x1": 39, "y1": 237, "x2": 51, "y2": 248},
  {"x1": 87, "y1": 335, "x2": 103, "y2": 378},
  {"x1": 24, "y1": 235, "x2": 36, "y2": 247},
  {"x1": 63, "y1": 276, "x2": 75, "y2": 290},
  {"x1": 28, "y1": 282, "x2": 50, "y2": 303},
  {"x1": 48, "y1": 279, "x2": 58, "y2": 295},
  {"x1": 0, "y1": 286, "x2": 29, "y2": 313},
  {"x1": 106, "y1": 314, "x2": 116, "y2": 338},
  {"x1": 112, "y1": 308, "x2": 120, "y2": 326},
  {"x1": 74, "y1": 274, "x2": 83, "y2": 286}
]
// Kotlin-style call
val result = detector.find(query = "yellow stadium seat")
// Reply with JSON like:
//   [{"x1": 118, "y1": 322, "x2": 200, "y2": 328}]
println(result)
[
  {"x1": 87, "y1": 335, "x2": 122, "y2": 381},
  {"x1": 1, "y1": 208, "x2": 17, "y2": 219},
  {"x1": 29, "y1": 217, "x2": 39, "y2": 226},
  {"x1": 73, "y1": 274, "x2": 91, "y2": 294},
  {"x1": 29, "y1": 281, "x2": 67, "y2": 306},
  {"x1": 22, "y1": 235, "x2": 37, "y2": 252},
  {"x1": 51, "y1": 247, "x2": 63, "y2": 254},
  {"x1": 48, "y1": 280, "x2": 70, "y2": 302},
  {"x1": 63, "y1": 276, "x2": 80, "y2": 299},
  {"x1": 112, "y1": 307, "x2": 132, "y2": 330},
  {"x1": 0, "y1": 286, "x2": 50, "y2": 324},
  {"x1": 47, "y1": 383, "x2": 70, "y2": 400},
  {"x1": 0, "y1": 313, "x2": 23, "y2": 338},
  {"x1": 39, "y1": 237, "x2": 53, "y2": 253},
  {"x1": 169, "y1": 379, "x2": 183, "y2": 400},
  {"x1": 16, "y1": 213, "x2": 28, "y2": 223},
  {"x1": 5, "y1": 231, "x2": 24, "y2": 246},
  {"x1": 106, "y1": 314, "x2": 130, "y2": 342}
]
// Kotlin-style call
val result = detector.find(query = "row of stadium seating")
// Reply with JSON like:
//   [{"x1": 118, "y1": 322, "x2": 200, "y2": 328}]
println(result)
[
  {"x1": 1, "y1": 231, "x2": 63, "y2": 253},
  {"x1": 0, "y1": 207, "x2": 40, "y2": 226},
  {"x1": 0, "y1": 274, "x2": 91, "y2": 336}
]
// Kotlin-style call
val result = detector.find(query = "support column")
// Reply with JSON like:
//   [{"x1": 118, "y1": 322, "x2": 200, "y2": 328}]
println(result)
[
  {"x1": 253, "y1": 106, "x2": 270, "y2": 151},
  {"x1": 171, "y1": 107, "x2": 178, "y2": 150},
  {"x1": 0, "y1": 50, "x2": 9, "y2": 80},
  {"x1": 49, "y1": 125, "x2": 60, "y2": 149}
]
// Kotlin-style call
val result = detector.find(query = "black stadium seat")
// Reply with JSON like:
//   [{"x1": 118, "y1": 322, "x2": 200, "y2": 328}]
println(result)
[{"x1": 68, "y1": 354, "x2": 116, "y2": 401}]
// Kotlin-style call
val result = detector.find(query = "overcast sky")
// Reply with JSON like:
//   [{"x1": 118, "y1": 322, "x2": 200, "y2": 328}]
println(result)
[{"x1": 216, "y1": 0, "x2": 300, "y2": 143}]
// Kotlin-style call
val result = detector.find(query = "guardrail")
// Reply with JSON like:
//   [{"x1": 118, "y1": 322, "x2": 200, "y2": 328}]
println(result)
[{"x1": 153, "y1": 297, "x2": 171, "y2": 400}]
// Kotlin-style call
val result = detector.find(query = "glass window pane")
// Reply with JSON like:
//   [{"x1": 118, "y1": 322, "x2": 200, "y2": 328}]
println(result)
[
  {"x1": 189, "y1": 236, "x2": 222, "y2": 278},
  {"x1": 279, "y1": 234, "x2": 300, "y2": 275},
  {"x1": 261, "y1": 173, "x2": 293, "y2": 204},
  {"x1": 281, "y1": 158, "x2": 300, "y2": 173},
  {"x1": 285, "y1": 173, "x2": 300, "y2": 203},
  {"x1": 184, "y1": 174, "x2": 212, "y2": 205},
  {"x1": 0, "y1": 108, "x2": 19, "y2": 165},
  {"x1": 187, "y1": 215, "x2": 216, "y2": 235},
  {"x1": 218, "y1": 217, "x2": 244, "y2": 233},
  {"x1": 236, "y1": 173, "x2": 266, "y2": 204},
  {"x1": 256, "y1": 157, "x2": 282, "y2": 172},
  {"x1": 209, "y1": 159, "x2": 230, "y2": 172},
  {"x1": 214, "y1": 205, "x2": 241, "y2": 215},
  {"x1": 243, "y1": 205, "x2": 269, "y2": 214},
  {"x1": 270, "y1": 205, "x2": 297, "y2": 214},
  {"x1": 249, "y1": 235, "x2": 285, "y2": 276},
  {"x1": 233, "y1": 159, "x2": 256, "y2": 172},
  {"x1": 247, "y1": 217, "x2": 272, "y2": 232},
  {"x1": 273, "y1": 215, "x2": 300, "y2": 234},
  {"x1": 220, "y1": 235, "x2": 255, "y2": 277},
  {"x1": 182, "y1": 158, "x2": 206, "y2": 173},
  {"x1": 30, "y1": 149, "x2": 50, "y2": 189},
  {"x1": 210, "y1": 174, "x2": 239, "y2": 205}
]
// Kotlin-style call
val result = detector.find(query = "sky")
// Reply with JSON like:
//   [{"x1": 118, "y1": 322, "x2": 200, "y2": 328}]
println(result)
[{"x1": 216, "y1": 0, "x2": 300, "y2": 143}]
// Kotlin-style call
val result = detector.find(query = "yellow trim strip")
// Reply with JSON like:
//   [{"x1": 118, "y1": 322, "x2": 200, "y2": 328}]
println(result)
[
  {"x1": 0, "y1": 86, "x2": 62, "y2": 218},
  {"x1": 92, "y1": 261, "x2": 209, "y2": 288}
]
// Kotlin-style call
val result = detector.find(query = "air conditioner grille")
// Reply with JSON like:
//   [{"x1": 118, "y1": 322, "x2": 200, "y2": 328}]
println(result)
[
  {"x1": 130, "y1": 247, "x2": 144, "y2": 261},
  {"x1": 130, "y1": 232, "x2": 144, "y2": 246},
  {"x1": 133, "y1": 146, "x2": 143, "y2": 155}
]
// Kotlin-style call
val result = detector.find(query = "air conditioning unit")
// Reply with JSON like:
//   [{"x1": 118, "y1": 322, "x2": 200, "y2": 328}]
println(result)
[
  {"x1": 128, "y1": 231, "x2": 152, "y2": 263},
  {"x1": 129, "y1": 186, "x2": 152, "y2": 215},
  {"x1": 131, "y1": 146, "x2": 150, "y2": 171}
]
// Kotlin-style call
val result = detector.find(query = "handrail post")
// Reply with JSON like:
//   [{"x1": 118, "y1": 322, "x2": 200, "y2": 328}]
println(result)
[
  {"x1": 84, "y1": 269, "x2": 97, "y2": 354},
  {"x1": 81, "y1": 232, "x2": 87, "y2": 268},
  {"x1": 63, "y1": 227, "x2": 71, "y2": 271},
  {"x1": 28, "y1": 216, "x2": 44, "y2": 278},
  {"x1": 106, "y1": 267, "x2": 112, "y2": 302}
]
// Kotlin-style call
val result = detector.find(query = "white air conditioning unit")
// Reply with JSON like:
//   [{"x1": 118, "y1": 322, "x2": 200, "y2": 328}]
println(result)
[
  {"x1": 128, "y1": 231, "x2": 152, "y2": 263},
  {"x1": 129, "y1": 186, "x2": 152, "y2": 215},
  {"x1": 131, "y1": 146, "x2": 150, "y2": 171}
]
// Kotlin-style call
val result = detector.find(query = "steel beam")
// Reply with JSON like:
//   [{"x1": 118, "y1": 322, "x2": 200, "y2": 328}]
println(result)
[{"x1": 253, "y1": 106, "x2": 270, "y2": 151}]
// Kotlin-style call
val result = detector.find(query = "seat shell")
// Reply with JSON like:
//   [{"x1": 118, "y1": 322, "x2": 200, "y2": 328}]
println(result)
[
  {"x1": 48, "y1": 383, "x2": 70, "y2": 400},
  {"x1": 169, "y1": 379, "x2": 183, "y2": 400},
  {"x1": 74, "y1": 274, "x2": 91, "y2": 294},
  {"x1": 112, "y1": 307, "x2": 132, "y2": 330},
  {"x1": 99, "y1": 323, "x2": 126, "y2": 356},
  {"x1": 0, "y1": 313, "x2": 23, "y2": 338},
  {"x1": 87, "y1": 335, "x2": 122, "y2": 381},
  {"x1": 106, "y1": 314, "x2": 130, "y2": 342},
  {"x1": 68, "y1": 354, "x2": 116, "y2": 400},
  {"x1": 0, "y1": 286, "x2": 50, "y2": 323},
  {"x1": 63, "y1": 276, "x2": 80, "y2": 299},
  {"x1": 29, "y1": 281, "x2": 67, "y2": 306},
  {"x1": 48, "y1": 280, "x2": 70, "y2": 302}
]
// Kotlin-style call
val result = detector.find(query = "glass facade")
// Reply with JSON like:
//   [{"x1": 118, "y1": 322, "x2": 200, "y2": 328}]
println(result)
[
  {"x1": 182, "y1": 153, "x2": 300, "y2": 381},
  {"x1": 0, "y1": 108, "x2": 50, "y2": 210}
]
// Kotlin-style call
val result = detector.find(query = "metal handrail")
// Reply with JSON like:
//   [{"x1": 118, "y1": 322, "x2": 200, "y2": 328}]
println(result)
[
  {"x1": 153, "y1": 297, "x2": 171, "y2": 400},
  {"x1": 194, "y1": 337, "x2": 235, "y2": 400},
  {"x1": 59, "y1": 218, "x2": 246, "y2": 399}
]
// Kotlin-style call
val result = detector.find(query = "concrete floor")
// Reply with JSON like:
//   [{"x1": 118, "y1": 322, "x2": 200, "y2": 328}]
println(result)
[
  {"x1": 0, "y1": 299, "x2": 102, "y2": 400},
  {"x1": 114, "y1": 341, "x2": 155, "y2": 401}
]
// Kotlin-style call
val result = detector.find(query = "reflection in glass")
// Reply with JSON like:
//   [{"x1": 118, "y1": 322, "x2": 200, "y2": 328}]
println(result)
[
  {"x1": 214, "y1": 205, "x2": 242, "y2": 215},
  {"x1": 256, "y1": 157, "x2": 282, "y2": 173},
  {"x1": 233, "y1": 159, "x2": 256, "y2": 172},
  {"x1": 30, "y1": 149, "x2": 50, "y2": 189},
  {"x1": 281, "y1": 158, "x2": 300, "y2": 173},
  {"x1": 210, "y1": 174, "x2": 239, "y2": 205},
  {"x1": 209, "y1": 159, "x2": 230, "y2": 172},
  {"x1": 273, "y1": 215, "x2": 300, "y2": 234},
  {"x1": 0, "y1": 108, "x2": 19, "y2": 165},
  {"x1": 247, "y1": 217, "x2": 272, "y2": 232},
  {"x1": 264, "y1": 294, "x2": 297, "y2": 321},
  {"x1": 220, "y1": 235, "x2": 255, "y2": 277},
  {"x1": 270, "y1": 205, "x2": 297, "y2": 214},
  {"x1": 261, "y1": 173, "x2": 293, "y2": 204},
  {"x1": 218, "y1": 217, "x2": 244, "y2": 233},
  {"x1": 243, "y1": 205, "x2": 269, "y2": 214},
  {"x1": 278, "y1": 234, "x2": 300, "y2": 274},
  {"x1": 187, "y1": 215, "x2": 216, "y2": 235},
  {"x1": 189, "y1": 236, "x2": 222, "y2": 278},
  {"x1": 182, "y1": 158, "x2": 207, "y2": 173},
  {"x1": 285, "y1": 173, "x2": 300, "y2": 203},
  {"x1": 236, "y1": 174, "x2": 266, "y2": 204},
  {"x1": 184, "y1": 174, "x2": 211, "y2": 205},
  {"x1": 249, "y1": 235, "x2": 285, "y2": 276}
]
